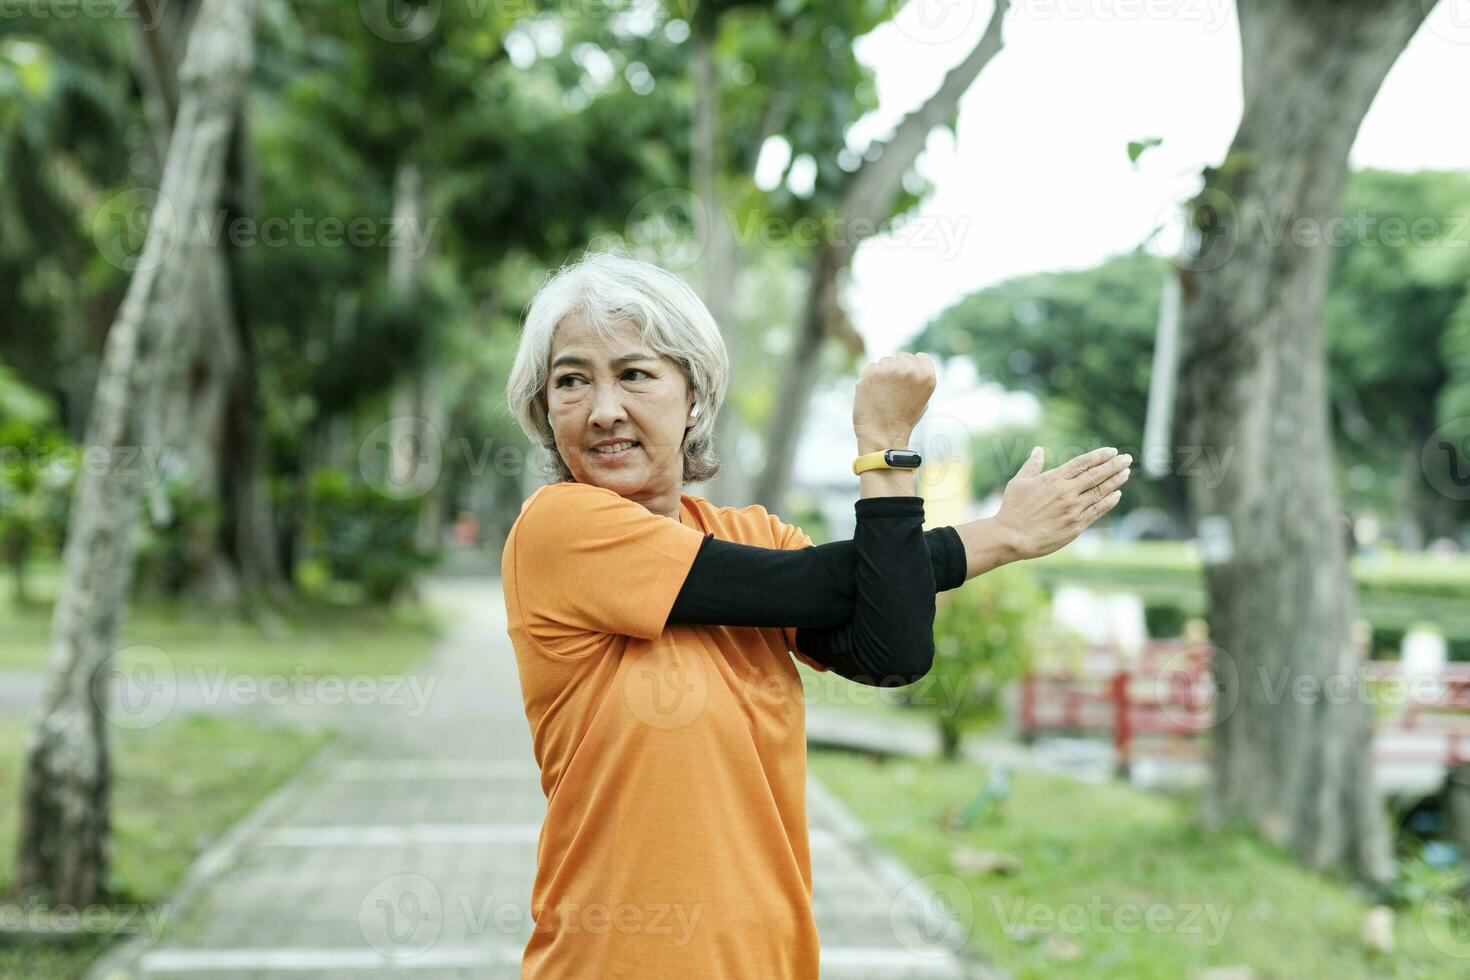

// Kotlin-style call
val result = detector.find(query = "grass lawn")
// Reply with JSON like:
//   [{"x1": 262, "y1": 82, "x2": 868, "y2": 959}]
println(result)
[
  {"x1": 811, "y1": 749, "x2": 1470, "y2": 979},
  {"x1": 0, "y1": 715, "x2": 334, "y2": 979},
  {"x1": 0, "y1": 568, "x2": 447, "y2": 978},
  {"x1": 0, "y1": 592, "x2": 445, "y2": 678}
]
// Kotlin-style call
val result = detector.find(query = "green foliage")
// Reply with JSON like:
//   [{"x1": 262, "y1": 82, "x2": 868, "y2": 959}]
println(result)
[
  {"x1": 0, "y1": 21, "x2": 134, "y2": 413},
  {"x1": 907, "y1": 565, "x2": 1058, "y2": 757},
  {"x1": 912, "y1": 169, "x2": 1470, "y2": 540},
  {"x1": 1144, "y1": 603, "x2": 1189, "y2": 639},
  {"x1": 1126, "y1": 136, "x2": 1162, "y2": 166},
  {"x1": 0, "y1": 361, "x2": 71, "y2": 602},
  {"x1": 912, "y1": 249, "x2": 1173, "y2": 519},
  {"x1": 133, "y1": 475, "x2": 223, "y2": 600},
  {"x1": 1326, "y1": 169, "x2": 1470, "y2": 529},
  {"x1": 304, "y1": 468, "x2": 440, "y2": 603}
]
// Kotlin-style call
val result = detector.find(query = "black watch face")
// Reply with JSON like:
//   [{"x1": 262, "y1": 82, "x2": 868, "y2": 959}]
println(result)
[{"x1": 884, "y1": 449, "x2": 922, "y2": 469}]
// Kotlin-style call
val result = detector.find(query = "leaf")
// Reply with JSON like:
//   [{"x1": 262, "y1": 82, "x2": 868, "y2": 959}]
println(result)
[{"x1": 1126, "y1": 137, "x2": 1163, "y2": 166}]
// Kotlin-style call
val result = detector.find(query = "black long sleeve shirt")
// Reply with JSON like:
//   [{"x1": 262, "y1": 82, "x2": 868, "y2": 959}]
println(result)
[{"x1": 666, "y1": 496, "x2": 967, "y2": 687}]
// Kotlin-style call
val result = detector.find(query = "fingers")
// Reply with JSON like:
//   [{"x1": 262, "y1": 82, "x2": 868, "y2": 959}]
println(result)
[
  {"x1": 1060, "y1": 446, "x2": 1119, "y2": 480},
  {"x1": 1083, "y1": 463, "x2": 1131, "y2": 504},
  {"x1": 1016, "y1": 446, "x2": 1045, "y2": 477},
  {"x1": 1073, "y1": 452, "x2": 1133, "y2": 492},
  {"x1": 866, "y1": 352, "x2": 937, "y2": 381},
  {"x1": 1080, "y1": 487, "x2": 1123, "y2": 523}
]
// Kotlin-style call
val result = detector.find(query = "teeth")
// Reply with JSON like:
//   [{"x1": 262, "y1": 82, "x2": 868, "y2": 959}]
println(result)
[{"x1": 593, "y1": 442, "x2": 636, "y2": 453}]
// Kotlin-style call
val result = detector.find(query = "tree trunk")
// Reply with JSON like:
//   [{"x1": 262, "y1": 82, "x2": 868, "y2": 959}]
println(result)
[
  {"x1": 132, "y1": 3, "x2": 253, "y2": 609},
  {"x1": 17, "y1": 0, "x2": 259, "y2": 905},
  {"x1": 223, "y1": 308, "x2": 292, "y2": 605},
  {"x1": 384, "y1": 164, "x2": 442, "y2": 522},
  {"x1": 1174, "y1": 0, "x2": 1429, "y2": 884},
  {"x1": 752, "y1": 1, "x2": 1009, "y2": 513},
  {"x1": 217, "y1": 112, "x2": 291, "y2": 606},
  {"x1": 413, "y1": 358, "x2": 451, "y2": 555},
  {"x1": 1447, "y1": 766, "x2": 1470, "y2": 856},
  {"x1": 939, "y1": 718, "x2": 962, "y2": 761},
  {"x1": 753, "y1": 247, "x2": 844, "y2": 511},
  {"x1": 689, "y1": 27, "x2": 750, "y2": 505}
]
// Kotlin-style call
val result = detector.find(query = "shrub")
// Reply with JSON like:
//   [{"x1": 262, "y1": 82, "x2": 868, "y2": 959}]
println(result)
[
  {"x1": 0, "y1": 364, "x2": 72, "y2": 602},
  {"x1": 907, "y1": 564, "x2": 1063, "y2": 758},
  {"x1": 1145, "y1": 603, "x2": 1189, "y2": 639},
  {"x1": 304, "y1": 467, "x2": 440, "y2": 602},
  {"x1": 133, "y1": 473, "x2": 223, "y2": 598}
]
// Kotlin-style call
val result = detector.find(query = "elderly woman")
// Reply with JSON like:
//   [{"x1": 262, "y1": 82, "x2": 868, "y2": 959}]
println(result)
[{"x1": 502, "y1": 251, "x2": 1129, "y2": 978}]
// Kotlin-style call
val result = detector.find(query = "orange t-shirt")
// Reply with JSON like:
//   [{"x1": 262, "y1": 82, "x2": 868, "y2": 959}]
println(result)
[{"x1": 501, "y1": 481, "x2": 830, "y2": 979}]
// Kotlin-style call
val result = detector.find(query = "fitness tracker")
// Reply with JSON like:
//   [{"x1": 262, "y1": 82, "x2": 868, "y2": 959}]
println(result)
[{"x1": 852, "y1": 449, "x2": 923, "y2": 476}]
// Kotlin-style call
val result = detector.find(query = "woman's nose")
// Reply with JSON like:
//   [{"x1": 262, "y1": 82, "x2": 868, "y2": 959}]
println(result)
[{"x1": 587, "y1": 383, "x2": 628, "y2": 428}]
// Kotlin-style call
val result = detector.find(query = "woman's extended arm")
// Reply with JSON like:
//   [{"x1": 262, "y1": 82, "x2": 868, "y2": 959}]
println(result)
[
  {"x1": 668, "y1": 447, "x2": 1134, "y2": 629},
  {"x1": 667, "y1": 525, "x2": 967, "y2": 629},
  {"x1": 665, "y1": 445, "x2": 1133, "y2": 684}
]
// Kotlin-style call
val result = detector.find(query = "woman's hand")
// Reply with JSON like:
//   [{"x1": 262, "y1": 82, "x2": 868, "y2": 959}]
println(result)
[
  {"x1": 852, "y1": 352, "x2": 937, "y2": 451},
  {"x1": 994, "y1": 446, "x2": 1131, "y2": 560}
]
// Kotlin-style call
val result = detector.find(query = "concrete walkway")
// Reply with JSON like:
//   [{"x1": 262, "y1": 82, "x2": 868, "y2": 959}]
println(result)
[{"x1": 91, "y1": 576, "x2": 990, "y2": 980}]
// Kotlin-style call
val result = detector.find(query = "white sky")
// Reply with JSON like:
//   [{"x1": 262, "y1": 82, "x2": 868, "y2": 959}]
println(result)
[
  {"x1": 846, "y1": 0, "x2": 1470, "y2": 357},
  {"x1": 790, "y1": 0, "x2": 1470, "y2": 490}
]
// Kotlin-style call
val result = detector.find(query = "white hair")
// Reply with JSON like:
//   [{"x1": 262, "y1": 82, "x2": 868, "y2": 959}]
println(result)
[{"x1": 506, "y1": 248, "x2": 730, "y2": 484}]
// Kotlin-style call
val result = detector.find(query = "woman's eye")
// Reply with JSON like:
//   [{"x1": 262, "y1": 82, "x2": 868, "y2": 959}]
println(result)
[
  {"x1": 623, "y1": 369, "x2": 650, "y2": 381},
  {"x1": 555, "y1": 375, "x2": 584, "y2": 388}
]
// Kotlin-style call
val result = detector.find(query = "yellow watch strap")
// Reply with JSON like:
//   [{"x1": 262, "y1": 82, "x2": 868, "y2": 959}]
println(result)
[{"x1": 852, "y1": 450, "x2": 893, "y2": 476}]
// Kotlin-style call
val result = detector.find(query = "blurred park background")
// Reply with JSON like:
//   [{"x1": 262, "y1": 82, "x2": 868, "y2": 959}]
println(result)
[{"x1": 4, "y1": 0, "x2": 1470, "y2": 977}]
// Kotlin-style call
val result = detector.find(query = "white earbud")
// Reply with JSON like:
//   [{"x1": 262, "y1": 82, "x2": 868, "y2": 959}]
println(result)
[{"x1": 689, "y1": 404, "x2": 701, "y2": 419}]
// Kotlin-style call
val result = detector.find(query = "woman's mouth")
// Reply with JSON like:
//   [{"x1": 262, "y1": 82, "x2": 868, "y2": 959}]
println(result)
[{"x1": 589, "y1": 441, "x2": 640, "y2": 463}]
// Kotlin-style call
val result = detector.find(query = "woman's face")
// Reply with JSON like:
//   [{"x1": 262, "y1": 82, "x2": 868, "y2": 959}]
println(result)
[{"x1": 544, "y1": 311, "x2": 696, "y2": 499}]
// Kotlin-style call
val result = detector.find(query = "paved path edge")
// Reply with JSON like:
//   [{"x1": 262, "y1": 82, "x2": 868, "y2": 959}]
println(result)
[
  {"x1": 85, "y1": 737, "x2": 353, "y2": 980},
  {"x1": 806, "y1": 776, "x2": 1011, "y2": 980}
]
